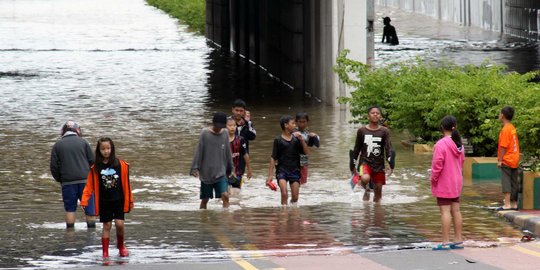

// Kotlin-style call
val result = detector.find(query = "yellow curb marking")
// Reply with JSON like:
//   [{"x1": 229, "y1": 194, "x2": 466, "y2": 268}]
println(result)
[
  {"x1": 234, "y1": 259, "x2": 259, "y2": 270},
  {"x1": 511, "y1": 245, "x2": 540, "y2": 258},
  {"x1": 213, "y1": 232, "x2": 265, "y2": 270}
]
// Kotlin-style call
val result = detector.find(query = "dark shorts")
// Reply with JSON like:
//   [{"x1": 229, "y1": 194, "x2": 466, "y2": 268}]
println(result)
[
  {"x1": 500, "y1": 166, "x2": 519, "y2": 193},
  {"x1": 361, "y1": 164, "x2": 386, "y2": 185},
  {"x1": 500, "y1": 165, "x2": 519, "y2": 202},
  {"x1": 437, "y1": 197, "x2": 460, "y2": 206},
  {"x1": 276, "y1": 169, "x2": 301, "y2": 183},
  {"x1": 228, "y1": 175, "x2": 243, "y2": 189},
  {"x1": 200, "y1": 177, "x2": 228, "y2": 199},
  {"x1": 61, "y1": 183, "x2": 95, "y2": 215},
  {"x1": 99, "y1": 199, "x2": 125, "y2": 223}
]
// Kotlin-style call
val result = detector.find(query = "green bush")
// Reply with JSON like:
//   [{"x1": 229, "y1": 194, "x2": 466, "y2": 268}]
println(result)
[
  {"x1": 335, "y1": 50, "x2": 540, "y2": 160},
  {"x1": 146, "y1": 0, "x2": 205, "y2": 34}
]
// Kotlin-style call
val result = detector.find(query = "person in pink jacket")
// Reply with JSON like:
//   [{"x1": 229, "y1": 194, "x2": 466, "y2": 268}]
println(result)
[{"x1": 430, "y1": 115, "x2": 465, "y2": 250}]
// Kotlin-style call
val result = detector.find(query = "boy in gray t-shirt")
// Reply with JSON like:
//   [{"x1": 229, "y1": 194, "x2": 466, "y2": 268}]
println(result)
[{"x1": 190, "y1": 112, "x2": 234, "y2": 209}]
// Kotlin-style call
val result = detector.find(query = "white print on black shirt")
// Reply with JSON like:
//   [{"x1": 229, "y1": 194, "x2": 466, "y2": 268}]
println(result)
[
  {"x1": 364, "y1": 135, "x2": 382, "y2": 157},
  {"x1": 101, "y1": 168, "x2": 119, "y2": 189}
]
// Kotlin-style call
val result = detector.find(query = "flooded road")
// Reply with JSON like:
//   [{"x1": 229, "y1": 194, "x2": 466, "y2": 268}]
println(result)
[
  {"x1": 0, "y1": 1, "x2": 533, "y2": 268},
  {"x1": 374, "y1": 6, "x2": 540, "y2": 73}
]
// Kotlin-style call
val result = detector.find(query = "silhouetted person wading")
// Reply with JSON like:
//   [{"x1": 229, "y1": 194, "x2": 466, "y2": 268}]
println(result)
[{"x1": 382, "y1": 17, "x2": 399, "y2": 45}]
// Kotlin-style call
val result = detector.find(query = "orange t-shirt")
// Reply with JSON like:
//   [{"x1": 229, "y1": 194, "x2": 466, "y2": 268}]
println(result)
[{"x1": 498, "y1": 123, "x2": 520, "y2": 168}]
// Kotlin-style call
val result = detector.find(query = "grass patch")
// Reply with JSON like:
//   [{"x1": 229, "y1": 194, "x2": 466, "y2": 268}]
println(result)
[{"x1": 146, "y1": 0, "x2": 205, "y2": 34}]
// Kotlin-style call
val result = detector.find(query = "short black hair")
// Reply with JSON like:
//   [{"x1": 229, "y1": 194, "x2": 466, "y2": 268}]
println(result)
[
  {"x1": 367, "y1": 105, "x2": 382, "y2": 114},
  {"x1": 232, "y1": 99, "x2": 246, "y2": 109},
  {"x1": 501, "y1": 106, "x2": 515, "y2": 121},
  {"x1": 295, "y1": 112, "x2": 309, "y2": 122},
  {"x1": 280, "y1": 115, "x2": 294, "y2": 130}
]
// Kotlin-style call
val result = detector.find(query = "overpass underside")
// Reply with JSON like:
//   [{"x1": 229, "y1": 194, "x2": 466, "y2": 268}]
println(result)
[
  {"x1": 206, "y1": 0, "x2": 374, "y2": 106},
  {"x1": 206, "y1": 0, "x2": 334, "y2": 103}
]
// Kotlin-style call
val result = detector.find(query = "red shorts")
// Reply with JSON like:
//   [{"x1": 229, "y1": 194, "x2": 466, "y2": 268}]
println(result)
[
  {"x1": 300, "y1": 165, "x2": 308, "y2": 185},
  {"x1": 436, "y1": 197, "x2": 460, "y2": 206},
  {"x1": 361, "y1": 164, "x2": 386, "y2": 185}
]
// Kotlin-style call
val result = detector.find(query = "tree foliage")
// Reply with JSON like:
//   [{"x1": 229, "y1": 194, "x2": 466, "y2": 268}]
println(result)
[
  {"x1": 146, "y1": 0, "x2": 205, "y2": 34},
  {"x1": 335, "y1": 50, "x2": 540, "y2": 160}
]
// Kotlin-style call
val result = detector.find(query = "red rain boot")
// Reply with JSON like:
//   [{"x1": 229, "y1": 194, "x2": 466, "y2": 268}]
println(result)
[
  {"x1": 101, "y1": 237, "x2": 110, "y2": 258},
  {"x1": 117, "y1": 235, "x2": 129, "y2": 257}
]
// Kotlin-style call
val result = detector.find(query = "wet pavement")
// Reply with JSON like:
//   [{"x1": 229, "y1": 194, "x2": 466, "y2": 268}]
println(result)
[{"x1": 77, "y1": 243, "x2": 540, "y2": 270}]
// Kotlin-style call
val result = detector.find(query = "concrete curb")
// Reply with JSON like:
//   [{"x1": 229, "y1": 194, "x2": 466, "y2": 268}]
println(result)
[{"x1": 497, "y1": 210, "x2": 540, "y2": 236}]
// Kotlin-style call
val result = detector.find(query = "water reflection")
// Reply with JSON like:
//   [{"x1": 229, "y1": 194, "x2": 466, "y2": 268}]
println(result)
[{"x1": 0, "y1": 1, "x2": 531, "y2": 268}]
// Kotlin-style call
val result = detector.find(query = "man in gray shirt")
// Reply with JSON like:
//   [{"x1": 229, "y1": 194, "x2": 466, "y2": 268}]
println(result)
[
  {"x1": 190, "y1": 112, "x2": 234, "y2": 209},
  {"x1": 50, "y1": 120, "x2": 95, "y2": 228}
]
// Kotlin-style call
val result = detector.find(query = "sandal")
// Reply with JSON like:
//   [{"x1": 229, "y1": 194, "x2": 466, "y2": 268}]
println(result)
[
  {"x1": 449, "y1": 242, "x2": 464, "y2": 249},
  {"x1": 432, "y1": 243, "x2": 450, "y2": 251}
]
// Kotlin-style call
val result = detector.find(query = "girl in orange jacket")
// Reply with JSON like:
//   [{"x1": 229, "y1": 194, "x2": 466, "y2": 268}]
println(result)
[{"x1": 81, "y1": 137, "x2": 133, "y2": 259}]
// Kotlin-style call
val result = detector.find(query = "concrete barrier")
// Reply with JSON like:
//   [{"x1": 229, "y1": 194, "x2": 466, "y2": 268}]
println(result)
[
  {"x1": 463, "y1": 157, "x2": 500, "y2": 185},
  {"x1": 521, "y1": 171, "x2": 540, "y2": 210}
]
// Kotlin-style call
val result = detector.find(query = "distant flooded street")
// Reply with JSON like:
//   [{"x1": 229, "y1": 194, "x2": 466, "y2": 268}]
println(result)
[{"x1": 0, "y1": 1, "x2": 533, "y2": 268}]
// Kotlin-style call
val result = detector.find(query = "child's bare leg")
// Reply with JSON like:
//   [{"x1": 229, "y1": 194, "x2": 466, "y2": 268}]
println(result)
[
  {"x1": 278, "y1": 179, "x2": 288, "y2": 205},
  {"x1": 360, "y1": 174, "x2": 370, "y2": 188},
  {"x1": 290, "y1": 181, "x2": 300, "y2": 203},
  {"x1": 200, "y1": 198, "x2": 209, "y2": 209},
  {"x1": 503, "y1": 193, "x2": 511, "y2": 208},
  {"x1": 114, "y1": 219, "x2": 125, "y2": 238},
  {"x1": 102, "y1": 221, "x2": 113, "y2": 238},
  {"x1": 373, "y1": 184, "x2": 383, "y2": 203},
  {"x1": 439, "y1": 205, "x2": 452, "y2": 243},
  {"x1": 450, "y1": 202, "x2": 463, "y2": 243},
  {"x1": 361, "y1": 174, "x2": 371, "y2": 201},
  {"x1": 221, "y1": 192, "x2": 230, "y2": 208}
]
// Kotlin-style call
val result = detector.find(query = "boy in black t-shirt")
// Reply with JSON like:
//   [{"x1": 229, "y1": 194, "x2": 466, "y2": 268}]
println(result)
[{"x1": 266, "y1": 115, "x2": 309, "y2": 206}]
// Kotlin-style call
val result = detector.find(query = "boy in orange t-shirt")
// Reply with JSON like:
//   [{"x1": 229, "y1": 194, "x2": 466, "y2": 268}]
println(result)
[{"x1": 496, "y1": 106, "x2": 520, "y2": 211}]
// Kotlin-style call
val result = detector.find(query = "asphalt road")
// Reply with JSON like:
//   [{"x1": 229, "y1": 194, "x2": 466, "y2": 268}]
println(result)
[{"x1": 82, "y1": 242, "x2": 540, "y2": 270}]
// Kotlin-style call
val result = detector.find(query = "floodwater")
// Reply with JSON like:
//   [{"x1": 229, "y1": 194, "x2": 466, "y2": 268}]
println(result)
[
  {"x1": 0, "y1": 1, "x2": 534, "y2": 268},
  {"x1": 374, "y1": 6, "x2": 540, "y2": 73}
]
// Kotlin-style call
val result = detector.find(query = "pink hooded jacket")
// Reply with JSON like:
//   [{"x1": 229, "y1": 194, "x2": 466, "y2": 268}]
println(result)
[{"x1": 430, "y1": 136, "x2": 465, "y2": 198}]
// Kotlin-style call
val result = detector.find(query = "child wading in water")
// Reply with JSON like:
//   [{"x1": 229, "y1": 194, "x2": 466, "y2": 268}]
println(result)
[
  {"x1": 351, "y1": 106, "x2": 395, "y2": 203},
  {"x1": 81, "y1": 137, "x2": 134, "y2": 258},
  {"x1": 431, "y1": 116, "x2": 465, "y2": 250},
  {"x1": 190, "y1": 112, "x2": 234, "y2": 209},
  {"x1": 226, "y1": 117, "x2": 252, "y2": 193},
  {"x1": 295, "y1": 112, "x2": 320, "y2": 185},
  {"x1": 267, "y1": 115, "x2": 309, "y2": 206}
]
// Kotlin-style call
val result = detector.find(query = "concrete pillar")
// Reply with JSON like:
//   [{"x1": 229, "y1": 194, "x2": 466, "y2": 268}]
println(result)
[
  {"x1": 328, "y1": 0, "x2": 374, "y2": 107},
  {"x1": 325, "y1": 0, "x2": 341, "y2": 106}
]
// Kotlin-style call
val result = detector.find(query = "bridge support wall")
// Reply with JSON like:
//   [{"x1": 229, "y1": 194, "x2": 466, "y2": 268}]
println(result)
[{"x1": 206, "y1": 0, "x2": 374, "y2": 106}]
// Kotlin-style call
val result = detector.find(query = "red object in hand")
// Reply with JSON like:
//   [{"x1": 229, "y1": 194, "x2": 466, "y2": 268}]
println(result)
[
  {"x1": 351, "y1": 173, "x2": 360, "y2": 186},
  {"x1": 267, "y1": 181, "x2": 277, "y2": 191}
]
